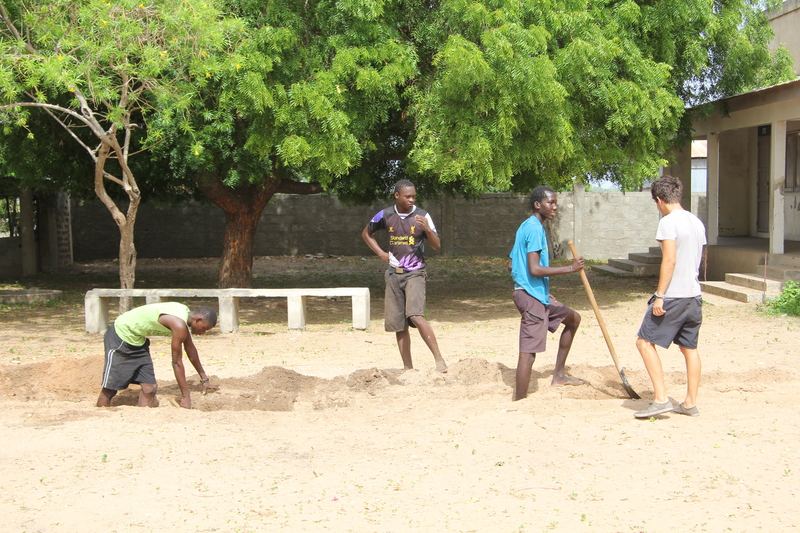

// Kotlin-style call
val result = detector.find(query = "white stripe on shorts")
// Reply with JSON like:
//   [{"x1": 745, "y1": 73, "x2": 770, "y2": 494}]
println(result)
[{"x1": 101, "y1": 340, "x2": 125, "y2": 389}]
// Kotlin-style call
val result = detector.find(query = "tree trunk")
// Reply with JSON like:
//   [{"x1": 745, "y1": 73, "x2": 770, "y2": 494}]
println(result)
[
  {"x1": 194, "y1": 173, "x2": 323, "y2": 288},
  {"x1": 218, "y1": 203, "x2": 266, "y2": 287},
  {"x1": 195, "y1": 175, "x2": 276, "y2": 288},
  {"x1": 93, "y1": 141, "x2": 141, "y2": 313},
  {"x1": 116, "y1": 198, "x2": 139, "y2": 312}
]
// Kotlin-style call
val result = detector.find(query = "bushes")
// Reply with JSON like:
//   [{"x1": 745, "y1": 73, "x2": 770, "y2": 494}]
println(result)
[{"x1": 766, "y1": 280, "x2": 800, "y2": 316}]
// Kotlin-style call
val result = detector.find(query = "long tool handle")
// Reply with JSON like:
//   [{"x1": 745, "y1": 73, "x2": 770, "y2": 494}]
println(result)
[{"x1": 567, "y1": 241, "x2": 623, "y2": 373}]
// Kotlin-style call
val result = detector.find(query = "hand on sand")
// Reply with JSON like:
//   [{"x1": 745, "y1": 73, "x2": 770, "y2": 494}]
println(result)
[{"x1": 202, "y1": 383, "x2": 220, "y2": 395}]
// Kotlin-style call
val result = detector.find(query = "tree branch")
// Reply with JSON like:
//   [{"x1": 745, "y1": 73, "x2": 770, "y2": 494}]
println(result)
[
  {"x1": 41, "y1": 106, "x2": 98, "y2": 162},
  {"x1": 0, "y1": 3, "x2": 37, "y2": 55},
  {"x1": 102, "y1": 171, "x2": 125, "y2": 188}
]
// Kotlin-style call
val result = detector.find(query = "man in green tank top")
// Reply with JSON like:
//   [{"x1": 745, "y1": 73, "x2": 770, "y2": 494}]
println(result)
[{"x1": 97, "y1": 302, "x2": 218, "y2": 409}]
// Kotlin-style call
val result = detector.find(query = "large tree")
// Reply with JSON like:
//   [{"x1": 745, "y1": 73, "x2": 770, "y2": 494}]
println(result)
[
  {"x1": 409, "y1": 0, "x2": 796, "y2": 191},
  {"x1": 0, "y1": 0, "x2": 245, "y2": 307},
  {"x1": 152, "y1": 0, "x2": 420, "y2": 287}
]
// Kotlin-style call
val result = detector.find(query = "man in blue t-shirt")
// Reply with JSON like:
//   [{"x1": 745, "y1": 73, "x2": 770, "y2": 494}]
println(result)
[
  {"x1": 362, "y1": 179, "x2": 448, "y2": 373},
  {"x1": 509, "y1": 186, "x2": 585, "y2": 400}
]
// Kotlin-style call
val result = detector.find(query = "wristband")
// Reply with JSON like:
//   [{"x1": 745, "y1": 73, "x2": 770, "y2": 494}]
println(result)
[
  {"x1": 654, "y1": 293, "x2": 665, "y2": 299},
  {"x1": 200, "y1": 378, "x2": 210, "y2": 384}
]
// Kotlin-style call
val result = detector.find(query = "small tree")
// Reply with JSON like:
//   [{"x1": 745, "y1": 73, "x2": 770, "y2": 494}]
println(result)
[{"x1": 0, "y1": 0, "x2": 243, "y2": 308}]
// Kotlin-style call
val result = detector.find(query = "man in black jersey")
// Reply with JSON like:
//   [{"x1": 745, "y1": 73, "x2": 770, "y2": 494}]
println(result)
[{"x1": 362, "y1": 180, "x2": 448, "y2": 373}]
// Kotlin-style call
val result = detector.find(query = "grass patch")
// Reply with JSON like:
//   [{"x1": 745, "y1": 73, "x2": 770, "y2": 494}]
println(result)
[{"x1": 764, "y1": 281, "x2": 800, "y2": 317}]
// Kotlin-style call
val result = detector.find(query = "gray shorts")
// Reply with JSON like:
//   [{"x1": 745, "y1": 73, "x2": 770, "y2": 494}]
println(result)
[
  {"x1": 101, "y1": 324, "x2": 156, "y2": 390},
  {"x1": 513, "y1": 289, "x2": 573, "y2": 354},
  {"x1": 384, "y1": 268, "x2": 427, "y2": 332},
  {"x1": 637, "y1": 295, "x2": 703, "y2": 349}
]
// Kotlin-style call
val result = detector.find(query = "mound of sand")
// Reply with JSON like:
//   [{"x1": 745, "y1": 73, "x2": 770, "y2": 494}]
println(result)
[{"x1": 4, "y1": 354, "x2": 775, "y2": 412}]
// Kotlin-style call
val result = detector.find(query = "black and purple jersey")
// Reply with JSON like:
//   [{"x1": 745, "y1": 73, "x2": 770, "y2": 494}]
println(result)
[{"x1": 367, "y1": 206, "x2": 437, "y2": 271}]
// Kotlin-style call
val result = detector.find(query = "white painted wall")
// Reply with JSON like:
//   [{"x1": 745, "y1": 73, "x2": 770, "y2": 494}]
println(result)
[{"x1": 769, "y1": 0, "x2": 800, "y2": 75}]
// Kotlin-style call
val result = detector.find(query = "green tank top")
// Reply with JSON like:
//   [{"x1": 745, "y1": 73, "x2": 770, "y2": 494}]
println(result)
[{"x1": 114, "y1": 302, "x2": 190, "y2": 346}]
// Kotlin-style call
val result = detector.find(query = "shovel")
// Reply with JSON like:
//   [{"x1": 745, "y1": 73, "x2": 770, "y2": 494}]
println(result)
[{"x1": 567, "y1": 241, "x2": 641, "y2": 399}]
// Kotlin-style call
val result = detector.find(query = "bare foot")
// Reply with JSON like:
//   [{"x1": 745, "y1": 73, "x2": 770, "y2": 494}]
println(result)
[
  {"x1": 551, "y1": 375, "x2": 584, "y2": 386},
  {"x1": 435, "y1": 359, "x2": 448, "y2": 373}
]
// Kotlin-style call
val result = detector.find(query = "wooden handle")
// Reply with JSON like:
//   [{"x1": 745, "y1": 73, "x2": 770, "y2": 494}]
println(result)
[{"x1": 567, "y1": 241, "x2": 624, "y2": 373}]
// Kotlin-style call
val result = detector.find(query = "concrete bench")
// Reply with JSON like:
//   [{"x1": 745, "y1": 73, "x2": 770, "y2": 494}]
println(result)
[{"x1": 84, "y1": 287, "x2": 370, "y2": 334}]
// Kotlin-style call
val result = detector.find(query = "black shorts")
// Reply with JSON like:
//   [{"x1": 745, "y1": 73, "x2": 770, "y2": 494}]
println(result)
[
  {"x1": 101, "y1": 324, "x2": 156, "y2": 390},
  {"x1": 637, "y1": 295, "x2": 703, "y2": 349}
]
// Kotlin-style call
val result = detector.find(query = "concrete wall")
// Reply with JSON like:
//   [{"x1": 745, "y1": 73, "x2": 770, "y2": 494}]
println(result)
[
  {"x1": 662, "y1": 145, "x2": 693, "y2": 208},
  {"x1": 71, "y1": 189, "x2": 707, "y2": 262},
  {"x1": 769, "y1": 0, "x2": 800, "y2": 75},
  {"x1": 705, "y1": 246, "x2": 765, "y2": 282},
  {"x1": 788, "y1": 192, "x2": 800, "y2": 240},
  {"x1": 691, "y1": 193, "x2": 709, "y2": 229}
]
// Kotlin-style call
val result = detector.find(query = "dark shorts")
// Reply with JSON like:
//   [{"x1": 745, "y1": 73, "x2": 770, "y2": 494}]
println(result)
[
  {"x1": 513, "y1": 289, "x2": 573, "y2": 354},
  {"x1": 101, "y1": 323, "x2": 156, "y2": 390},
  {"x1": 384, "y1": 268, "x2": 427, "y2": 332},
  {"x1": 637, "y1": 295, "x2": 703, "y2": 349}
]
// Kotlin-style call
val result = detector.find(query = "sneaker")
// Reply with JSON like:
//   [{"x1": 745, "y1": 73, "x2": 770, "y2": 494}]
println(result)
[
  {"x1": 672, "y1": 403, "x2": 699, "y2": 417},
  {"x1": 634, "y1": 400, "x2": 674, "y2": 419}
]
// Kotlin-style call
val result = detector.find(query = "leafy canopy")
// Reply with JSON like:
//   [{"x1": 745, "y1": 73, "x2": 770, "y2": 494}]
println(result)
[
  {"x1": 1, "y1": 0, "x2": 794, "y2": 203},
  {"x1": 0, "y1": 0, "x2": 246, "y2": 162},
  {"x1": 409, "y1": 0, "x2": 795, "y2": 193},
  {"x1": 150, "y1": 0, "x2": 419, "y2": 197}
]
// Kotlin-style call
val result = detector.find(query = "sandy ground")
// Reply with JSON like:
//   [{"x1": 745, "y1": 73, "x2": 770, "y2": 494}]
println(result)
[{"x1": 0, "y1": 256, "x2": 799, "y2": 532}]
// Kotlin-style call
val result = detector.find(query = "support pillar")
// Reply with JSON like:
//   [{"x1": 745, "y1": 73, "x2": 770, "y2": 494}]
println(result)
[
  {"x1": 572, "y1": 180, "x2": 585, "y2": 253},
  {"x1": 20, "y1": 188, "x2": 36, "y2": 276},
  {"x1": 706, "y1": 133, "x2": 720, "y2": 246},
  {"x1": 769, "y1": 120, "x2": 786, "y2": 255}
]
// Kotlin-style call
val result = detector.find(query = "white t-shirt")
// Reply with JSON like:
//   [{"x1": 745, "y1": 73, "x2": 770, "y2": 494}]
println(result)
[{"x1": 656, "y1": 209, "x2": 706, "y2": 298}]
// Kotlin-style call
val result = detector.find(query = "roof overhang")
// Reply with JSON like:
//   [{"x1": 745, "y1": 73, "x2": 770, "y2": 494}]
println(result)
[{"x1": 692, "y1": 77, "x2": 800, "y2": 137}]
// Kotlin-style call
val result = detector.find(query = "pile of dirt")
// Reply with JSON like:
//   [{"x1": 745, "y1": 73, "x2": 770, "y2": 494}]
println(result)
[
  {"x1": 1, "y1": 351, "x2": 790, "y2": 411},
  {"x1": 0, "y1": 353, "x2": 642, "y2": 411},
  {"x1": 0, "y1": 356, "x2": 103, "y2": 402}
]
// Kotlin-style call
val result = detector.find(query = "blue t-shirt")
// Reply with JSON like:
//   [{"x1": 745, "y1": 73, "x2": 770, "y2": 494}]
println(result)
[{"x1": 509, "y1": 216, "x2": 550, "y2": 305}]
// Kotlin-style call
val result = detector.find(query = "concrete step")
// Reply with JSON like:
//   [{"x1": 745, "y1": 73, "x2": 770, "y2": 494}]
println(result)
[
  {"x1": 764, "y1": 264, "x2": 800, "y2": 281},
  {"x1": 591, "y1": 264, "x2": 638, "y2": 277},
  {"x1": 725, "y1": 273, "x2": 783, "y2": 292},
  {"x1": 607, "y1": 258, "x2": 660, "y2": 276},
  {"x1": 700, "y1": 281, "x2": 779, "y2": 303},
  {"x1": 648, "y1": 246, "x2": 662, "y2": 256},
  {"x1": 766, "y1": 254, "x2": 800, "y2": 268},
  {"x1": 627, "y1": 252, "x2": 662, "y2": 264}
]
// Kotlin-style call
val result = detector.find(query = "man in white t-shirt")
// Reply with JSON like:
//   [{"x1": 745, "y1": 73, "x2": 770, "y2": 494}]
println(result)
[{"x1": 634, "y1": 175, "x2": 707, "y2": 419}]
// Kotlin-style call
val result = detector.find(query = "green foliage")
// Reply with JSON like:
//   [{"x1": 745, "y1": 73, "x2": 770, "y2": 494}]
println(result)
[
  {"x1": 766, "y1": 281, "x2": 800, "y2": 317},
  {"x1": 0, "y1": 0, "x2": 245, "y2": 164},
  {"x1": 409, "y1": 0, "x2": 794, "y2": 194},
  {"x1": 150, "y1": 0, "x2": 419, "y2": 197},
  {"x1": 1, "y1": 0, "x2": 794, "y2": 202},
  {"x1": 0, "y1": 0, "x2": 256, "y2": 207}
]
